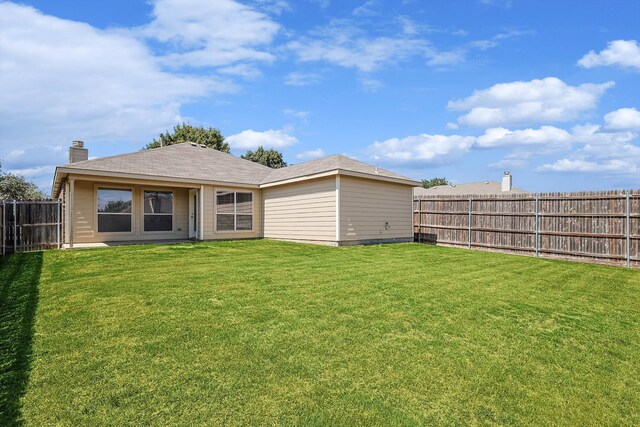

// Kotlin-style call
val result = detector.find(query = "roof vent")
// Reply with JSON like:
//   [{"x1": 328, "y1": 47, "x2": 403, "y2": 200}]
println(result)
[
  {"x1": 374, "y1": 164, "x2": 379, "y2": 174},
  {"x1": 199, "y1": 144, "x2": 207, "y2": 148}
]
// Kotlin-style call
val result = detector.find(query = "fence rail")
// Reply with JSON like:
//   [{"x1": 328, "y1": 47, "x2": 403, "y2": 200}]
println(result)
[
  {"x1": 1, "y1": 199, "x2": 62, "y2": 255},
  {"x1": 414, "y1": 190, "x2": 640, "y2": 268}
]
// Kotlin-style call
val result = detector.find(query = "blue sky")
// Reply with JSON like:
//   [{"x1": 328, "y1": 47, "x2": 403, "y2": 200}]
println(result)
[{"x1": 0, "y1": 0, "x2": 639, "y2": 194}]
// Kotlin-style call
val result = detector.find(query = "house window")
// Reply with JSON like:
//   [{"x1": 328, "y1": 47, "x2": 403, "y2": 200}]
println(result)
[
  {"x1": 143, "y1": 191, "x2": 173, "y2": 232},
  {"x1": 97, "y1": 188, "x2": 132, "y2": 233},
  {"x1": 216, "y1": 191, "x2": 253, "y2": 231}
]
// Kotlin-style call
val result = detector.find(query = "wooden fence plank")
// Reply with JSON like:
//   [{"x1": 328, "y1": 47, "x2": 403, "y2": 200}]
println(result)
[
  {"x1": 415, "y1": 189, "x2": 640, "y2": 268},
  {"x1": 1, "y1": 199, "x2": 61, "y2": 255}
]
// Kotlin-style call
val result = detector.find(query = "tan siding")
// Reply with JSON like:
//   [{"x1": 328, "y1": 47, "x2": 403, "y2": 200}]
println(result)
[
  {"x1": 70, "y1": 176, "x2": 190, "y2": 243},
  {"x1": 204, "y1": 185, "x2": 262, "y2": 240},
  {"x1": 263, "y1": 177, "x2": 336, "y2": 241},
  {"x1": 72, "y1": 180, "x2": 95, "y2": 242},
  {"x1": 339, "y1": 176, "x2": 413, "y2": 242}
]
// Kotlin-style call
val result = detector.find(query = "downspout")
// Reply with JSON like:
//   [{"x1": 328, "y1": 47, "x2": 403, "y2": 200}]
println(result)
[
  {"x1": 200, "y1": 185, "x2": 205, "y2": 241},
  {"x1": 69, "y1": 178, "x2": 75, "y2": 248},
  {"x1": 335, "y1": 175, "x2": 341, "y2": 244}
]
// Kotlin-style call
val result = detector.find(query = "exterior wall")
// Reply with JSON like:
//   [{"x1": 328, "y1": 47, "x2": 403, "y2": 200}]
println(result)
[
  {"x1": 67, "y1": 176, "x2": 262, "y2": 244},
  {"x1": 262, "y1": 176, "x2": 337, "y2": 242},
  {"x1": 65, "y1": 172, "x2": 413, "y2": 246},
  {"x1": 203, "y1": 185, "x2": 262, "y2": 240},
  {"x1": 339, "y1": 176, "x2": 413, "y2": 243},
  {"x1": 70, "y1": 178, "x2": 190, "y2": 243}
]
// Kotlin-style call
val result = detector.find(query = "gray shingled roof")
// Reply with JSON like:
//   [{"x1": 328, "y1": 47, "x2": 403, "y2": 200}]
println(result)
[
  {"x1": 260, "y1": 154, "x2": 415, "y2": 184},
  {"x1": 414, "y1": 181, "x2": 528, "y2": 196},
  {"x1": 56, "y1": 143, "x2": 418, "y2": 188},
  {"x1": 61, "y1": 143, "x2": 273, "y2": 185}
]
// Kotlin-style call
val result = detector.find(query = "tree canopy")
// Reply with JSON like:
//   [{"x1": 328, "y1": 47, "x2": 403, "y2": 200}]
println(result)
[
  {"x1": 421, "y1": 177, "x2": 448, "y2": 189},
  {"x1": 145, "y1": 123, "x2": 229, "y2": 152},
  {"x1": 241, "y1": 147, "x2": 287, "y2": 169},
  {"x1": 0, "y1": 161, "x2": 47, "y2": 200}
]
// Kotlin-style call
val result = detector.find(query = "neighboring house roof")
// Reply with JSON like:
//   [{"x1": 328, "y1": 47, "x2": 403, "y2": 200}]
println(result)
[
  {"x1": 414, "y1": 181, "x2": 529, "y2": 196},
  {"x1": 53, "y1": 143, "x2": 419, "y2": 196}
]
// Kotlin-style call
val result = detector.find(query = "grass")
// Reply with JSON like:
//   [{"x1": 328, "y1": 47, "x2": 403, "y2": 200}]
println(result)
[{"x1": 1, "y1": 240, "x2": 639, "y2": 426}]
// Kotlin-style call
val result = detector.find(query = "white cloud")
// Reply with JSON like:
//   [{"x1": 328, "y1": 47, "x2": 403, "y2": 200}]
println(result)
[
  {"x1": 226, "y1": 129, "x2": 299, "y2": 149},
  {"x1": 295, "y1": 148, "x2": 325, "y2": 160},
  {"x1": 217, "y1": 64, "x2": 263, "y2": 79},
  {"x1": 0, "y1": 3, "x2": 227, "y2": 148},
  {"x1": 426, "y1": 49, "x2": 466, "y2": 66},
  {"x1": 283, "y1": 71, "x2": 322, "y2": 86},
  {"x1": 359, "y1": 77, "x2": 383, "y2": 91},
  {"x1": 448, "y1": 77, "x2": 614, "y2": 127},
  {"x1": 367, "y1": 134, "x2": 475, "y2": 165},
  {"x1": 538, "y1": 159, "x2": 635, "y2": 173},
  {"x1": 570, "y1": 123, "x2": 637, "y2": 145},
  {"x1": 476, "y1": 126, "x2": 572, "y2": 148},
  {"x1": 288, "y1": 33, "x2": 429, "y2": 72},
  {"x1": 142, "y1": 0, "x2": 279, "y2": 68},
  {"x1": 470, "y1": 29, "x2": 533, "y2": 51},
  {"x1": 397, "y1": 16, "x2": 418, "y2": 35},
  {"x1": 283, "y1": 109, "x2": 310, "y2": 120},
  {"x1": 253, "y1": 0, "x2": 292, "y2": 15},
  {"x1": 537, "y1": 123, "x2": 640, "y2": 177},
  {"x1": 603, "y1": 107, "x2": 640, "y2": 131},
  {"x1": 353, "y1": 0, "x2": 380, "y2": 17},
  {"x1": 578, "y1": 39, "x2": 640, "y2": 70},
  {"x1": 489, "y1": 152, "x2": 533, "y2": 169},
  {"x1": 479, "y1": 0, "x2": 513, "y2": 7}
]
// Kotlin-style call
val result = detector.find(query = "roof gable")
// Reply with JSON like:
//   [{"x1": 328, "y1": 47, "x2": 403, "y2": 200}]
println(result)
[
  {"x1": 62, "y1": 143, "x2": 273, "y2": 185},
  {"x1": 54, "y1": 144, "x2": 419, "y2": 193},
  {"x1": 260, "y1": 154, "x2": 416, "y2": 185}
]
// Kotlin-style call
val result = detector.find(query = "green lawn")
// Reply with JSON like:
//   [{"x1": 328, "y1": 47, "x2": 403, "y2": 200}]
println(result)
[{"x1": 1, "y1": 240, "x2": 639, "y2": 426}]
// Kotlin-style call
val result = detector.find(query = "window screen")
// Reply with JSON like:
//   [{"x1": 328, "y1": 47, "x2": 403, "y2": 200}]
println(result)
[
  {"x1": 216, "y1": 191, "x2": 252, "y2": 231},
  {"x1": 97, "y1": 188, "x2": 132, "y2": 232},
  {"x1": 143, "y1": 191, "x2": 173, "y2": 232}
]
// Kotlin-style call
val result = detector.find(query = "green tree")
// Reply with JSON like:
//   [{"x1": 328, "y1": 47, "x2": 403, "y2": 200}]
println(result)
[
  {"x1": 145, "y1": 123, "x2": 229, "y2": 152},
  {"x1": 421, "y1": 177, "x2": 448, "y2": 189},
  {"x1": 241, "y1": 146, "x2": 287, "y2": 169},
  {"x1": 0, "y1": 161, "x2": 46, "y2": 200}
]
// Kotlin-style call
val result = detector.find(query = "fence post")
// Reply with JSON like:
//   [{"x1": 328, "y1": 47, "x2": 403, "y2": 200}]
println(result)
[
  {"x1": 1, "y1": 200, "x2": 5, "y2": 257},
  {"x1": 535, "y1": 195, "x2": 539, "y2": 257},
  {"x1": 626, "y1": 190, "x2": 631, "y2": 268},
  {"x1": 13, "y1": 200, "x2": 17, "y2": 253},
  {"x1": 57, "y1": 199, "x2": 61, "y2": 250},
  {"x1": 468, "y1": 197, "x2": 472, "y2": 249},
  {"x1": 418, "y1": 198, "x2": 422, "y2": 243}
]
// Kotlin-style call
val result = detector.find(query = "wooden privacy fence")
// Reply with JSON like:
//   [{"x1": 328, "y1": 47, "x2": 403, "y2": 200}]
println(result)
[
  {"x1": 1, "y1": 199, "x2": 62, "y2": 255},
  {"x1": 414, "y1": 190, "x2": 640, "y2": 268}
]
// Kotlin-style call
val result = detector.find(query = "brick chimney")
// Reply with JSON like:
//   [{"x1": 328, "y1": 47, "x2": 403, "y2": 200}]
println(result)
[
  {"x1": 501, "y1": 171, "x2": 512, "y2": 192},
  {"x1": 68, "y1": 140, "x2": 88, "y2": 163}
]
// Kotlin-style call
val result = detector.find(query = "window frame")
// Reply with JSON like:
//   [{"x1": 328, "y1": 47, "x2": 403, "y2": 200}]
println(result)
[
  {"x1": 215, "y1": 189, "x2": 254, "y2": 233},
  {"x1": 96, "y1": 186, "x2": 134, "y2": 234},
  {"x1": 142, "y1": 189, "x2": 175, "y2": 233}
]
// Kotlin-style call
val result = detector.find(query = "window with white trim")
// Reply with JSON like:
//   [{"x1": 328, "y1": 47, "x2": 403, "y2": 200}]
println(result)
[
  {"x1": 143, "y1": 190, "x2": 173, "y2": 232},
  {"x1": 216, "y1": 191, "x2": 253, "y2": 231},
  {"x1": 97, "y1": 188, "x2": 132, "y2": 233}
]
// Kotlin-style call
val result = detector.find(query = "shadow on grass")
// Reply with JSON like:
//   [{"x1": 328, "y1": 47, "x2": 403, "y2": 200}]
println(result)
[{"x1": 0, "y1": 252, "x2": 43, "y2": 426}]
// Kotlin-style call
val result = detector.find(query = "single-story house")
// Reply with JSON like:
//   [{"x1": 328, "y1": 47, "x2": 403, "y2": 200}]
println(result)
[
  {"x1": 52, "y1": 141, "x2": 420, "y2": 247},
  {"x1": 413, "y1": 172, "x2": 528, "y2": 197}
]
